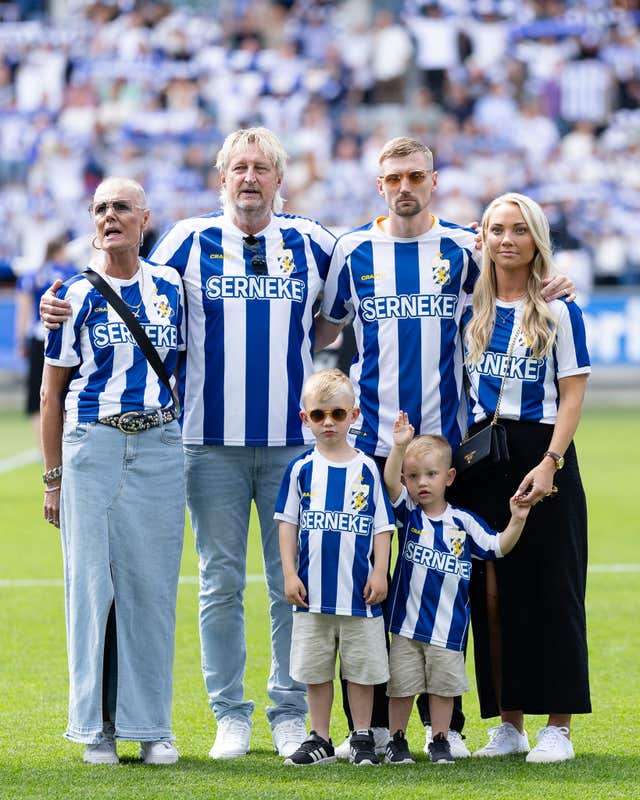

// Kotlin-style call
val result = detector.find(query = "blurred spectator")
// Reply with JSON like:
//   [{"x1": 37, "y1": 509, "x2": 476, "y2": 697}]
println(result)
[
  {"x1": 14, "y1": 234, "x2": 76, "y2": 442},
  {"x1": 370, "y1": 9, "x2": 413, "y2": 105},
  {"x1": 0, "y1": 0, "x2": 637, "y2": 290}
]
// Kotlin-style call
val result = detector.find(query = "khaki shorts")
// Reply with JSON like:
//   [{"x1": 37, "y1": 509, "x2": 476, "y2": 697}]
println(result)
[
  {"x1": 386, "y1": 634, "x2": 469, "y2": 697},
  {"x1": 290, "y1": 612, "x2": 389, "y2": 685}
]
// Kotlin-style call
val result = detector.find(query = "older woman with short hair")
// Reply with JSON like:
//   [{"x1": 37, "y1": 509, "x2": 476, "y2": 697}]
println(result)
[{"x1": 40, "y1": 177, "x2": 186, "y2": 765}]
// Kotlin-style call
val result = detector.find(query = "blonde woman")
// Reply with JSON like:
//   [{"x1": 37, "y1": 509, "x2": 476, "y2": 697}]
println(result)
[{"x1": 457, "y1": 193, "x2": 591, "y2": 763}]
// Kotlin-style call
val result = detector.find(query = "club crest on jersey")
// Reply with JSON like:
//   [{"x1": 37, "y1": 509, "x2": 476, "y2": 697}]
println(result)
[
  {"x1": 277, "y1": 247, "x2": 295, "y2": 275},
  {"x1": 151, "y1": 293, "x2": 172, "y2": 319},
  {"x1": 432, "y1": 254, "x2": 450, "y2": 286},
  {"x1": 350, "y1": 479, "x2": 370, "y2": 512},
  {"x1": 444, "y1": 526, "x2": 466, "y2": 558}
]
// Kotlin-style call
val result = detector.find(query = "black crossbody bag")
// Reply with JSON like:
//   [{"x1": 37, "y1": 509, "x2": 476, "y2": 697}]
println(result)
[
  {"x1": 453, "y1": 324, "x2": 520, "y2": 476},
  {"x1": 83, "y1": 267, "x2": 180, "y2": 415}
]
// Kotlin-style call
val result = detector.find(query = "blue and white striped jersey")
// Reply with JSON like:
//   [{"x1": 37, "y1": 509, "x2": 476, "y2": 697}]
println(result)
[
  {"x1": 463, "y1": 298, "x2": 591, "y2": 426},
  {"x1": 320, "y1": 216, "x2": 480, "y2": 456},
  {"x1": 44, "y1": 261, "x2": 185, "y2": 423},
  {"x1": 386, "y1": 488, "x2": 502, "y2": 651},
  {"x1": 274, "y1": 447, "x2": 395, "y2": 618},
  {"x1": 149, "y1": 211, "x2": 335, "y2": 446}
]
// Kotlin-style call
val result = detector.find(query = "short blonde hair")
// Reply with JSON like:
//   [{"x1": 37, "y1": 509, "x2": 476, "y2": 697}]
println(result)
[
  {"x1": 378, "y1": 137, "x2": 433, "y2": 171},
  {"x1": 94, "y1": 176, "x2": 147, "y2": 209},
  {"x1": 215, "y1": 127, "x2": 287, "y2": 213},
  {"x1": 404, "y1": 434, "x2": 452, "y2": 468},
  {"x1": 302, "y1": 368, "x2": 354, "y2": 408}
]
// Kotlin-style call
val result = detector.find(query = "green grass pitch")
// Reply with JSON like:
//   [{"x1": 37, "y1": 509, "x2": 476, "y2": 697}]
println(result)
[{"x1": 0, "y1": 407, "x2": 638, "y2": 799}]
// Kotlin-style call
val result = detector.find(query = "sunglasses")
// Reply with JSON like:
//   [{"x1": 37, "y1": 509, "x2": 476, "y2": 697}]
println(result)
[
  {"x1": 243, "y1": 235, "x2": 268, "y2": 275},
  {"x1": 89, "y1": 200, "x2": 143, "y2": 218},
  {"x1": 379, "y1": 170, "x2": 431, "y2": 187},
  {"x1": 306, "y1": 408, "x2": 353, "y2": 423}
]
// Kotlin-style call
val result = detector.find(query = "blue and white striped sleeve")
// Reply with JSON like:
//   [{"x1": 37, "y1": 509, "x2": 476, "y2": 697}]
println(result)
[
  {"x1": 555, "y1": 300, "x2": 591, "y2": 378},
  {"x1": 149, "y1": 220, "x2": 198, "y2": 277},
  {"x1": 320, "y1": 240, "x2": 354, "y2": 324},
  {"x1": 44, "y1": 281, "x2": 89, "y2": 367},
  {"x1": 458, "y1": 510, "x2": 502, "y2": 560},
  {"x1": 274, "y1": 458, "x2": 302, "y2": 526}
]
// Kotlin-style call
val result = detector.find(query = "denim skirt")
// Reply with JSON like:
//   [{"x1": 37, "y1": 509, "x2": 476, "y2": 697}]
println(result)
[{"x1": 60, "y1": 418, "x2": 185, "y2": 743}]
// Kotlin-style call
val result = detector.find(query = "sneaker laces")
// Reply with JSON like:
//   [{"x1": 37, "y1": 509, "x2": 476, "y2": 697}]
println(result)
[
  {"x1": 481, "y1": 723, "x2": 517, "y2": 750},
  {"x1": 149, "y1": 741, "x2": 174, "y2": 752},
  {"x1": 218, "y1": 717, "x2": 250, "y2": 739},
  {"x1": 276, "y1": 718, "x2": 306, "y2": 740},
  {"x1": 533, "y1": 726, "x2": 570, "y2": 752},
  {"x1": 448, "y1": 730, "x2": 465, "y2": 744}
]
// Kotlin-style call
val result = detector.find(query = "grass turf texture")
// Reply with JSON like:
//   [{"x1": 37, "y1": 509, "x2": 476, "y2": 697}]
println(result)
[{"x1": 0, "y1": 408, "x2": 638, "y2": 799}]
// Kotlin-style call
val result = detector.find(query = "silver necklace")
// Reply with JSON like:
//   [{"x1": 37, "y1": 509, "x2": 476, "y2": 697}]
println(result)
[
  {"x1": 102, "y1": 263, "x2": 145, "y2": 317},
  {"x1": 495, "y1": 304, "x2": 516, "y2": 325}
]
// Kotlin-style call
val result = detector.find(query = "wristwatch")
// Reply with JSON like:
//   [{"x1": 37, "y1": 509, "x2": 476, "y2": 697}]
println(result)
[{"x1": 543, "y1": 451, "x2": 564, "y2": 470}]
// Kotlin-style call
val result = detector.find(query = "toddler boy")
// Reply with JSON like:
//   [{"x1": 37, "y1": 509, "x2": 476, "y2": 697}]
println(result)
[{"x1": 383, "y1": 412, "x2": 530, "y2": 764}]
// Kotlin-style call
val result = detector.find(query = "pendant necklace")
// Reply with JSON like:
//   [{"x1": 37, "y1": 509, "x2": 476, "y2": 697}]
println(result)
[{"x1": 495, "y1": 292, "x2": 526, "y2": 325}]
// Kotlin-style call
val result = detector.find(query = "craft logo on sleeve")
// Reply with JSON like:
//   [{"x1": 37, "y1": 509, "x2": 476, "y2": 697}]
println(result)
[
  {"x1": 350, "y1": 477, "x2": 370, "y2": 513},
  {"x1": 431, "y1": 253, "x2": 451, "y2": 287}
]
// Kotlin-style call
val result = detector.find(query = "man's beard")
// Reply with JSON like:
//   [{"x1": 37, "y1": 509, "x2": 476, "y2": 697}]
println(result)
[{"x1": 393, "y1": 197, "x2": 422, "y2": 217}]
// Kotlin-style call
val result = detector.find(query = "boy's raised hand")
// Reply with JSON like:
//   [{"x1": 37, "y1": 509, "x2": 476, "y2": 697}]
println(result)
[{"x1": 392, "y1": 411, "x2": 415, "y2": 447}]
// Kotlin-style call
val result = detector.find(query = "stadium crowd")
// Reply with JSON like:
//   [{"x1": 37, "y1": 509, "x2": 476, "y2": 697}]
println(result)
[{"x1": 0, "y1": 0, "x2": 638, "y2": 290}]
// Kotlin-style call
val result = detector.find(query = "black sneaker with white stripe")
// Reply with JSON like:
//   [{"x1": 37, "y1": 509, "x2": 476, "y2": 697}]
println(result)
[
  {"x1": 428, "y1": 732, "x2": 455, "y2": 764},
  {"x1": 385, "y1": 730, "x2": 415, "y2": 765},
  {"x1": 283, "y1": 731, "x2": 336, "y2": 766},
  {"x1": 349, "y1": 729, "x2": 379, "y2": 765}
]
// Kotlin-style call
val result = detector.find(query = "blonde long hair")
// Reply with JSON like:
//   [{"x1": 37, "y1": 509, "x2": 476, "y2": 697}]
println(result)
[{"x1": 465, "y1": 192, "x2": 558, "y2": 365}]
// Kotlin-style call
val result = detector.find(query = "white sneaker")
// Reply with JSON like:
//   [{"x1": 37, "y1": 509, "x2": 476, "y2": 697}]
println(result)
[
  {"x1": 272, "y1": 717, "x2": 307, "y2": 757},
  {"x1": 371, "y1": 727, "x2": 391, "y2": 755},
  {"x1": 83, "y1": 739, "x2": 119, "y2": 765},
  {"x1": 140, "y1": 740, "x2": 179, "y2": 765},
  {"x1": 334, "y1": 733, "x2": 352, "y2": 760},
  {"x1": 526, "y1": 726, "x2": 575, "y2": 763},
  {"x1": 209, "y1": 716, "x2": 251, "y2": 759},
  {"x1": 424, "y1": 726, "x2": 470, "y2": 758},
  {"x1": 473, "y1": 722, "x2": 530, "y2": 757}
]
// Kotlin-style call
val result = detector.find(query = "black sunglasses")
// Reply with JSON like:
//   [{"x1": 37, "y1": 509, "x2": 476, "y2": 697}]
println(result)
[{"x1": 243, "y1": 235, "x2": 268, "y2": 275}]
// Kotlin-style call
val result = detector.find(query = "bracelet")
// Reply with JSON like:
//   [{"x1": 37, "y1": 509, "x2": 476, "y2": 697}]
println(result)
[
  {"x1": 44, "y1": 486, "x2": 61, "y2": 493},
  {"x1": 42, "y1": 465, "x2": 63, "y2": 484}
]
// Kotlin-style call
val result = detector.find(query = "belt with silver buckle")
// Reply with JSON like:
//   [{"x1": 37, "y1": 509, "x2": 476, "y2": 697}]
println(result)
[{"x1": 97, "y1": 408, "x2": 177, "y2": 433}]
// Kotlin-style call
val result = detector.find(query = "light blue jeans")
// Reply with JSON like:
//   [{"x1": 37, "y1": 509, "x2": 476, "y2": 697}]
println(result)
[
  {"x1": 60, "y1": 419, "x2": 185, "y2": 744},
  {"x1": 184, "y1": 444, "x2": 307, "y2": 727}
]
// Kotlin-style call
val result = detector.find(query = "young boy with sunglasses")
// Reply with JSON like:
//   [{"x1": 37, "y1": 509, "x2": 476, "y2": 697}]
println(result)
[{"x1": 275, "y1": 368, "x2": 395, "y2": 766}]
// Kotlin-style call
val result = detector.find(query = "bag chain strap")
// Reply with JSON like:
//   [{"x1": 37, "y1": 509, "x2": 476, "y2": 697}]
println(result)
[{"x1": 491, "y1": 322, "x2": 521, "y2": 426}]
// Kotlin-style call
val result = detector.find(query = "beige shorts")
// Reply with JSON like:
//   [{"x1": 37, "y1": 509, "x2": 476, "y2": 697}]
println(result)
[
  {"x1": 386, "y1": 634, "x2": 469, "y2": 697},
  {"x1": 290, "y1": 612, "x2": 389, "y2": 685}
]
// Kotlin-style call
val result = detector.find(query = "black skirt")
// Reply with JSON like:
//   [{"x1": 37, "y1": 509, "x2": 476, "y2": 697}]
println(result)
[{"x1": 449, "y1": 419, "x2": 591, "y2": 717}]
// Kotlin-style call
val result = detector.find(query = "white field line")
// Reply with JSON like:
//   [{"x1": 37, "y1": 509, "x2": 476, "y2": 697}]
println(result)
[
  {"x1": 0, "y1": 448, "x2": 40, "y2": 474},
  {"x1": 0, "y1": 565, "x2": 639, "y2": 589}
]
